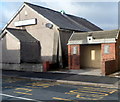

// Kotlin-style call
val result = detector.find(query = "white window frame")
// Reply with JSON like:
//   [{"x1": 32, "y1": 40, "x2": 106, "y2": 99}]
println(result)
[
  {"x1": 104, "y1": 45, "x2": 110, "y2": 54},
  {"x1": 72, "y1": 46, "x2": 78, "y2": 55}
]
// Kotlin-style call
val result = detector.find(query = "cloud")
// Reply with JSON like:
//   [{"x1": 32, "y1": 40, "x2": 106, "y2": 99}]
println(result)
[
  {"x1": 0, "y1": 0, "x2": 119, "y2": 2},
  {"x1": 75, "y1": 2, "x2": 118, "y2": 30},
  {"x1": 0, "y1": 2, "x2": 23, "y2": 29}
]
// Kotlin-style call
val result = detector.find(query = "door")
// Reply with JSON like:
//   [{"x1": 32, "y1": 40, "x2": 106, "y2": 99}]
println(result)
[{"x1": 21, "y1": 42, "x2": 41, "y2": 63}]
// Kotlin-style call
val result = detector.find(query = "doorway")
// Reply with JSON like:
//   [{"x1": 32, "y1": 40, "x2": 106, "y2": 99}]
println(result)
[{"x1": 80, "y1": 44, "x2": 101, "y2": 69}]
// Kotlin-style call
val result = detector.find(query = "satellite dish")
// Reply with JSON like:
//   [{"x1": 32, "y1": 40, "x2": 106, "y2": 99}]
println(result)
[{"x1": 45, "y1": 23, "x2": 53, "y2": 29}]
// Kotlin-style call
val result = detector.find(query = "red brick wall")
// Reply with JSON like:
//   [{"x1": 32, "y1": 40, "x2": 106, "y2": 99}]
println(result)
[
  {"x1": 101, "y1": 43, "x2": 117, "y2": 75},
  {"x1": 68, "y1": 45, "x2": 71, "y2": 69},
  {"x1": 68, "y1": 45, "x2": 80, "y2": 69},
  {"x1": 68, "y1": 42, "x2": 119, "y2": 75}
]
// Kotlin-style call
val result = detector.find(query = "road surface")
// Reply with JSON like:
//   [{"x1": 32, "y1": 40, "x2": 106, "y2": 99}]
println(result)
[{"x1": 1, "y1": 75, "x2": 119, "y2": 102}]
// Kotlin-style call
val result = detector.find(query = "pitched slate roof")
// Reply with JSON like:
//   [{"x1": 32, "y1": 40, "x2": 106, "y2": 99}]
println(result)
[
  {"x1": 67, "y1": 14, "x2": 102, "y2": 31},
  {"x1": 70, "y1": 29, "x2": 119, "y2": 41},
  {"x1": 68, "y1": 29, "x2": 119, "y2": 44},
  {"x1": 6, "y1": 28, "x2": 38, "y2": 42},
  {"x1": 25, "y1": 2, "x2": 102, "y2": 32}
]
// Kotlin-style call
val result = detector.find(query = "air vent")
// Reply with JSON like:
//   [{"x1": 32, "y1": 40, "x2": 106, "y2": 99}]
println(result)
[
  {"x1": 45, "y1": 23, "x2": 53, "y2": 29},
  {"x1": 87, "y1": 34, "x2": 93, "y2": 43}
]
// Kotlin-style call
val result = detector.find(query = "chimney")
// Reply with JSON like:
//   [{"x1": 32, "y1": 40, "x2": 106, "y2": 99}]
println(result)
[{"x1": 60, "y1": 10, "x2": 65, "y2": 15}]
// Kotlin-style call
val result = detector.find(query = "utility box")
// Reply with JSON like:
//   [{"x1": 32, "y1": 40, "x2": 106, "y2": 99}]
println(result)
[{"x1": 43, "y1": 61, "x2": 50, "y2": 72}]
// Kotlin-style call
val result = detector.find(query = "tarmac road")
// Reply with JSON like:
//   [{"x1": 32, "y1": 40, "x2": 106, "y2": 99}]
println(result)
[{"x1": 1, "y1": 76, "x2": 119, "y2": 102}]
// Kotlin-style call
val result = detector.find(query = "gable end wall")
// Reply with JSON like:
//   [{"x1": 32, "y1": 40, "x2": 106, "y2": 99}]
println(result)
[{"x1": 7, "y1": 5, "x2": 59, "y2": 62}]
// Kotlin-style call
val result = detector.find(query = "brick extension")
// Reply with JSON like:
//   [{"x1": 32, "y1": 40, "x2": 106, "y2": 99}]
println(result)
[{"x1": 68, "y1": 42, "x2": 120, "y2": 75}]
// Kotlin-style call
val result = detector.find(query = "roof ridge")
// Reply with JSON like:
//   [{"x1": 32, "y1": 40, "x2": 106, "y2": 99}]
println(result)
[
  {"x1": 24, "y1": 2, "x2": 90, "y2": 31},
  {"x1": 24, "y1": 2, "x2": 60, "y2": 14},
  {"x1": 24, "y1": 2, "x2": 89, "y2": 26},
  {"x1": 3, "y1": 2, "x2": 102, "y2": 32},
  {"x1": 67, "y1": 14, "x2": 84, "y2": 19},
  {"x1": 64, "y1": 14, "x2": 90, "y2": 31},
  {"x1": 67, "y1": 14, "x2": 102, "y2": 30}
]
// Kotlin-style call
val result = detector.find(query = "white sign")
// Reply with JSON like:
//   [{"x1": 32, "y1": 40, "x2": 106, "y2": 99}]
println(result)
[{"x1": 14, "y1": 19, "x2": 37, "y2": 27}]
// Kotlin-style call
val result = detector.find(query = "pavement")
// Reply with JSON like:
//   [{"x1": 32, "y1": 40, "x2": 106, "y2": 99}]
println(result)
[
  {"x1": 2, "y1": 69, "x2": 119, "y2": 89},
  {"x1": 49, "y1": 68, "x2": 102, "y2": 76}
]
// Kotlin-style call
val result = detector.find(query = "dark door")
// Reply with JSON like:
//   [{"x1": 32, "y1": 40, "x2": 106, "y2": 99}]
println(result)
[{"x1": 21, "y1": 42, "x2": 41, "y2": 63}]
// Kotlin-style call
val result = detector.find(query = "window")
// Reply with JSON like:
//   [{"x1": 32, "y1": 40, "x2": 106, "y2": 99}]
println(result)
[
  {"x1": 91, "y1": 50, "x2": 95, "y2": 60},
  {"x1": 104, "y1": 45, "x2": 110, "y2": 54},
  {"x1": 25, "y1": 11, "x2": 28, "y2": 16},
  {"x1": 45, "y1": 23, "x2": 53, "y2": 29},
  {"x1": 72, "y1": 46, "x2": 78, "y2": 55}
]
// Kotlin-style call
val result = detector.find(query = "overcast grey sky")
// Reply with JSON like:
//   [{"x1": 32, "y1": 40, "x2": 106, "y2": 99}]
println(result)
[{"x1": 0, "y1": 1, "x2": 118, "y2": 30}]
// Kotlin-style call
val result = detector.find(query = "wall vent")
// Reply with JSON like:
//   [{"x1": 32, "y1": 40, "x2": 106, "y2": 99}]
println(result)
[{"x1": 87, "y1": 34, "x2": 93, "y2": 43}]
